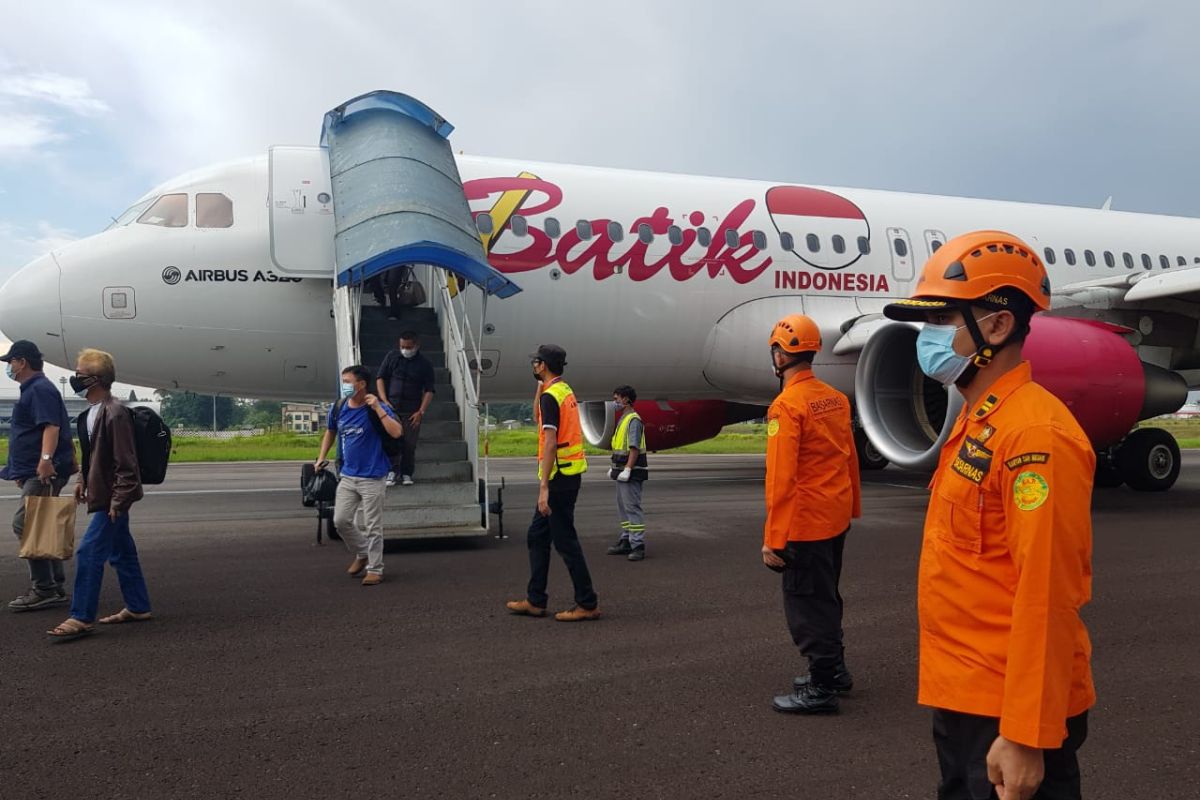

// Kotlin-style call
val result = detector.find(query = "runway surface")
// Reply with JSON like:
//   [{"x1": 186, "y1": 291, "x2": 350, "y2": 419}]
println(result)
[{"x1": 1, "y1": 453, "x2": 1197, "y2": 799}]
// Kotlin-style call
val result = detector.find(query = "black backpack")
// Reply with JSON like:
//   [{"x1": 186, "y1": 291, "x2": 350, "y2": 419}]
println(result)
[
  {"x1": 335, "y1": 399, "x2": 403, "y2": 458},
  {"x1": 128, "y1": 406, "x2": 171, "y2": 485}
]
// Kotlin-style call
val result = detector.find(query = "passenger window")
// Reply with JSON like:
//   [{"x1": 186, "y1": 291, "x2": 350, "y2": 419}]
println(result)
[
  {"x1": 1104, "y1": 251, "x2": 1115, "y2": 268},
  {"x1": 1084, "y1": 250, "x2": 1096, "y2": 267},
  {"x1": 1123, "y1": 252, "x2": 1134, "y2": 269},
  {"x1": 780, "y1": 232, "x2": 794, "y2": 251},
  {"x1": 576, "y1": 220, "x2": 593, "y2": 241},
  {"x1": 607, "y1": 221, "x2": 624, "y2": 243},
  {"x1": 196, "y1": 193, "x2": 233, "y2": 228},
  {"x1": 475, "y1": 213, "x2": 494, "y2": 235},
  {"x1": 1064, "y1": 248, "x2": 1076, "y2": 266},
  {"x1": 1160, "y1": 255, "x2": 1170, "y2": 269},
  {"x1": 831, "y1": 234, "x2": 845, "y2": 254},
  {"x1": 137, "y1": 193, "x2": 188, "y2": 228},
  {"x1": 1043, "y1": 247, "x2": 1056, "y2": 265},
  {"x1": 892, "y1": 236, "x2": 907, "y2": 258},
  {"x1": 697, "y1": 227, "x2": 712, "y2": 247},
  {"x1": 725, "y1": 229, "x2": 739, "y2": 248},
  {"x1": 639, "y1": 223, "x2": 655, "y2": 244},
  {"x1": 806, "y1": 233, "x2": 821, "y2": 253},
  {"x1": 930, "y1": 240, "x2": 942, "y2": 253},
  {"x1": 544, "y1": 217, "x2": 561, "y2": 238},
  {"x1": 511, "y1": 215, "x2": 528, "y2": 237},
  {"x1": 668, "y1": 225, "x2": 683, "y2": 246},
  {"x1": 752, "y1": 230, "x2": 767, "y2": 250},
  {"x1": 1178, "y1": 256, "x2": 1187, "y2": 267},
  {"x1": 1141, "y1": 253, "x2": 1152, "y2": 270},
  {"x1": 857, "y1": 236, "x2": 871, "y2": 255}
]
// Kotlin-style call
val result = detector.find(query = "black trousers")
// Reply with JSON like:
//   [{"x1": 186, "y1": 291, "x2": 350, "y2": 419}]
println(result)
[
  {"x1": 780, "y1": 530, "x2": 847, "y2": 686},
  {"x1": 526, "y1": 474, "x2": 597, "y2": 610},
  {"x1": 388, "y1": 405, "x2": 421, "y2": 477},
  {"x1": 932, "y1": 709, "x2": 1088, "y2": 800}
]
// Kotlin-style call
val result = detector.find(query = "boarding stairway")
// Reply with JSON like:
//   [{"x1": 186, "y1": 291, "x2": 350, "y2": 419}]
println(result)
[{"x1": 316, "y1": 91, "x2": 521, "y2": 538}]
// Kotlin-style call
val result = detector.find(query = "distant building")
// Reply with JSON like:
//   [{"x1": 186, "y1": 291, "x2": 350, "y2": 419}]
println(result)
[
  {"x1": 0, "y1": 396, "x2": 160, "y2": 432},
  {"x1": 283, "y1": 402, "x2": 326, "y2": 433}
]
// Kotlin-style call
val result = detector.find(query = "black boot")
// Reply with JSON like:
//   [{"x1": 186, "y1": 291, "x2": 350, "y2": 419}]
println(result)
[
  {"x1": 607, "y1": 538, "x2": 632, "y2": 555},
  {"x1": 793, "y1": 664, "x2": 854, "y2": 694},
  {"x1": 772, "y1": 682, "x2": 840, "y2": 714},
  {"x1": 627, "y1": 545, "x2": 645, "y2": 561}
]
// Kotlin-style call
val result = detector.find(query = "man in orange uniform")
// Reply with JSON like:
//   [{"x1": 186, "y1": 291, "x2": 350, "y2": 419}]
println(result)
[
  {"x1": 762, "y1": 314, "x2": 861, "y2": 715},
  {"x1": 884, "y1": 231, "x2": 1095, "y2": 800}
]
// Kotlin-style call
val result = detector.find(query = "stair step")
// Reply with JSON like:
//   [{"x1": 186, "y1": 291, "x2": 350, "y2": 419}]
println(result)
[
  {"x1": 414, "y1": 440, "x2": 468, "y2": 462},
  {"x1": 382, "y1": 524, "x2": 488, "y2": 540},
  {"x1": 361, "y1": 305, "x2": 437, "y2": 322},
  {"x1": 383, "y1": 502, "x2": 483, "y2": 530},
  {"x1": 403, "y1": 461, "x2": 474, "y2": 482},
  {"x1": 362, "y1": 349, "x2": 446, "y2": 368},
  {"x1": 382, "y1": 479, "x2": 477, "y2": 508}
]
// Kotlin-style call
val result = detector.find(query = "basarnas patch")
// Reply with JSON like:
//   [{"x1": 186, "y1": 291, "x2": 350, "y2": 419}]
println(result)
[
  {"x1": 767, "y1": 418, "x2": 780, "y2": 437},
  {"x1": 1013, "y1": 471, "x2": 1050, "y2": 511},
  {"x1": 1005, "y1": 452, "x2": 1050, "y2": 470}
]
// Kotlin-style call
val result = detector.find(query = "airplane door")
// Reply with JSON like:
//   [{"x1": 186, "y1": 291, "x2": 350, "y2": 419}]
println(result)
[
  {"x1": 923, "y1": 229, "x2": 946, "y2": 259},
  {"x1": 887, "y1": 227, "x2": 914, "y2": 282},
  {"x1": 269, "y1": 146, "x2": 337, "y2": 277}
]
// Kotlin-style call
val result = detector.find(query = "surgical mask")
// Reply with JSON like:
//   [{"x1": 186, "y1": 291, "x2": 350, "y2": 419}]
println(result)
[
  {"x1": 400, "y1": 348, "x2": 417, "y2": 359},
  {"x1": 339, "y1": 382, "x2": 356, "y2": 399},
  {"x1": 916, "y1": 324, "x2": 972, "y2": 386},
  {"x1": 70, "y1": 374, "x2": 97, "y2": 396},
  {"x1": 4, "y1": 364, "x2": 13, "y2": 380}
]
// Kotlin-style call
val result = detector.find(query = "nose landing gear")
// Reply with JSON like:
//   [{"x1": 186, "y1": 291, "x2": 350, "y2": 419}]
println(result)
[{"x1": 1096, "y1": 427, "x2": 1182, "y2": 492}]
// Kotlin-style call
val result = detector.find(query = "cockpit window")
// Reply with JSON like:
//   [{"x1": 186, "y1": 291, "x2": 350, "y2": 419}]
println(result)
[
  {"x1": 108, "y1": 198, "x2": 155, "y2": 230},
  {"x1": 137, "y1": 193, "x2": 188, "y2": 228},
  {"x1": 196, "y1": 193, "x2": 233, "y2": 228}
]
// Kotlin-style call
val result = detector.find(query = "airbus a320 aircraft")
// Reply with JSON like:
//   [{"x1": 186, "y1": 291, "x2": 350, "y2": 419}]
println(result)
[{"x1": 1, "y1": 91, "x2": 1195, "y2": 494}]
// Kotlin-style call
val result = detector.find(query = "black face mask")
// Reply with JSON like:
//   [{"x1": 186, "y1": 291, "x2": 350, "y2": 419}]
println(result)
[{"x1": 69, "y1": 374, "x2": 98, "y2": 394}]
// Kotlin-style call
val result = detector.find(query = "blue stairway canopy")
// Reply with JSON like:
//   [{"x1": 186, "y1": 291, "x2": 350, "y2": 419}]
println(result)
[{"x1": 321, "y1": 91, "x2": 521, "y2": 299}]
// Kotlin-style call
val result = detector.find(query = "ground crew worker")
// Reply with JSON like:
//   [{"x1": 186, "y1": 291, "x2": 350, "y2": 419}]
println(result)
[
  {"x1": 883, "y1": 230, "x2": 1095, "y2": 800},
  {"x1": 762, "y1": 315, "x2": 861, "y2": 715},
  {"x1": 506, "y1": 345, "x2": 600, "y2": 622},
  {"x1": 606, "y1": 385, "x2": 649, "y2": 561}
]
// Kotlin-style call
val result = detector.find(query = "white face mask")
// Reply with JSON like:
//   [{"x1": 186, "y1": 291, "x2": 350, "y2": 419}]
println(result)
[{"x1": 400, "y1": 348, "x2": 417, "y2": 359}]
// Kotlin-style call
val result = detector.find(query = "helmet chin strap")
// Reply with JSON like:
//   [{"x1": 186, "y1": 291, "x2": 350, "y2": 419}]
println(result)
[
  {"x1": 772, "y1": 349, "x2": 809, "y2": 382},
  {"x1": 953, "y1": 303, "x2": 1006, "y2": 389}
]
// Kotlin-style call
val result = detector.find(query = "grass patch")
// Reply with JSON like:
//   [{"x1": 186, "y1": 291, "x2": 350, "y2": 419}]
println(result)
[{"x1": 482, "y1": 425, "x2": 769, "y2": 456}]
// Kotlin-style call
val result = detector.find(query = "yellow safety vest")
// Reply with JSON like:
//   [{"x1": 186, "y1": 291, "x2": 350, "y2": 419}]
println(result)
[
  {"x1": 612, "y1": 410, "x2": 646, "y2": 453},
  {"x1": 537, "y1": 380, "x2": 588, "y2": 479}
]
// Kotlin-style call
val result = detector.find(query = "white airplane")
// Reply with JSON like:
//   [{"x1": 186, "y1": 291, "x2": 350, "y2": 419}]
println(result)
[{"x1": 2, "y1": 91, "x2": 1195, "y2": 492}]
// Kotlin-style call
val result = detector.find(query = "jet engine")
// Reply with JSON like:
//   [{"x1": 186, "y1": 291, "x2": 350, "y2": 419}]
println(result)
[
  {"x1": 580, "y1": 399, "x2": 765, "y2": 452},
  {"x1": 855, "y1": 315, "x2": 1188, "y2": 489}
]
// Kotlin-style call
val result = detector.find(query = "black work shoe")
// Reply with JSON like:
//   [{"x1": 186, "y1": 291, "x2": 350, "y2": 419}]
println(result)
[
  {"x1": 772, "y1": 683, "x2": 840, "y2": 714},
  {"x1": 793, "y1": 666, "x2": 854, "y2": 694},
  {"x1": 606, "y1": 539, "x2": 632, "y2": 555},
  {"x1": 8, "y1": 591, "x2": 67, "y2": 613},
  {"x1": 627, "y1": 546, "x2": 645, "y2": 562}
]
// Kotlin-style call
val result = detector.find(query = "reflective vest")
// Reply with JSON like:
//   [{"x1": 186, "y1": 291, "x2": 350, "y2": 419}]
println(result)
[
  {"x1": 610, "y1": 409, "x2": 649, "y2": 480},
  {"x1": 536, "y1": 379, "x2": 588, "y2": 480}
]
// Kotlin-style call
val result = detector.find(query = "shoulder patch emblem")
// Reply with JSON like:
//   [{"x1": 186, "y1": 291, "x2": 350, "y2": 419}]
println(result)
[
  {"x1": 1013, "y1": 471, "x2": 1049, "y2": 511},
  {"x1": 976, "y1": 425, "x2": 996, "y2": 444},
  {"x1": 767, "y1": 418, "x2": 780, "y2": 437},
  {"x1": 1005, "y1": 452, "x2": 1050, "y2": 470}
]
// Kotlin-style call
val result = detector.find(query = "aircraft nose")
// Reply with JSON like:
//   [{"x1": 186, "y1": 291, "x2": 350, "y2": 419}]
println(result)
[{"x1": 0, "y1": 253, "x2": 66, "y2": 362}]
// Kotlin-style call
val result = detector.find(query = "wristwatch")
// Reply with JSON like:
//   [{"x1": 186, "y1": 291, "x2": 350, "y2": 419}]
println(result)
[{"x1": 40, "y1": 454, "x2": 52, "y2": 461}]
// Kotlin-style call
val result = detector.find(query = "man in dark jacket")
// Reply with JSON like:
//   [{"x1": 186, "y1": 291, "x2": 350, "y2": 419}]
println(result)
[
  {"x1": 375, "y1": 331, "x2": 435, "y2": 486},
  {"x1": 47, "y1": 348, "x2": 151, "y2": 641},
  {"x1": 2, "y1": 340, "x2": 76, "y2": 612}
]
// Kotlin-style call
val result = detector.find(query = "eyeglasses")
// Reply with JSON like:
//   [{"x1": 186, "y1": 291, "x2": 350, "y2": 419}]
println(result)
[{"x1": 530, "y1": 358, "x2": 543, "y2": 366}]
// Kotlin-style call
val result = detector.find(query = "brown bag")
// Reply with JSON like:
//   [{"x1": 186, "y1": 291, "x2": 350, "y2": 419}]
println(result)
[
  {"x1": 395, "y1": 266, "x2": 427, "y2": 307},
  {"x1": 19, "y1": 492, "x2": 77, "y2": 560}
]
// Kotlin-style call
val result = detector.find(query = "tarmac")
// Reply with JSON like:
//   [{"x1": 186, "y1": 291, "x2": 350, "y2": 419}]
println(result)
[{"x1": 0, "y1": 452, "x2": 1197, "y2": 799}]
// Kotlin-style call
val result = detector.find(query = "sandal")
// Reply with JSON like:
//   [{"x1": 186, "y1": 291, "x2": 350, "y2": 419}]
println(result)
[
  {"x1": 47, "y1": 618, "x2": 95, "y2": 642},
  {"x1": 99, "y1": 608, "x2": 153, "y2": 625}
]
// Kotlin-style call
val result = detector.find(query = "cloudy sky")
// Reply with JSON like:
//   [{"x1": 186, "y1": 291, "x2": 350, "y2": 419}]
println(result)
[{"x1": 2, "y1": 0, "x2": 1199, "y2": 282}]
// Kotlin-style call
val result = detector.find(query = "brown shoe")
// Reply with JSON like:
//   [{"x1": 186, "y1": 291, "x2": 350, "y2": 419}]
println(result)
[
  {"x1": 361, "y1": 572, "x2": 383, "y2": 586},
  {"x1": 347, "y1": 557, "x2": 368, "y2": 577},
  {"x1": 505, "y1": 599, "x2": 547, "y2": 617},
  {"x1": 554, "y1": 606, "x2": 601, "y2": 622}
]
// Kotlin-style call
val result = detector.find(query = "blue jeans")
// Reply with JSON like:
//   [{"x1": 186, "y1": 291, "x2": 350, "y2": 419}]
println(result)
[{"x1": 70, "y1": 512, "x2": 151, "y2": 623}]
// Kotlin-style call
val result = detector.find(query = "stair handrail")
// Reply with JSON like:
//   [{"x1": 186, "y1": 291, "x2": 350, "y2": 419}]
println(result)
[{"x1": 433, "y1": 269, "x2": 485, "y2": 502}]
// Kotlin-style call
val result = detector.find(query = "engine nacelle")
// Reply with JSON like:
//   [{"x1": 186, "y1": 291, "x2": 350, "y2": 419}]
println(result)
[
  {"x1": 580, "y1": 399, "x2": 764, "y2": 452},
  {"x1": 855, "y1": 316, "x2": 1188, "y2": 470}
]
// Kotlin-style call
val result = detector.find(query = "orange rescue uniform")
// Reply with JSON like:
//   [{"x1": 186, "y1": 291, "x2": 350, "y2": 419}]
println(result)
[
  {"x1": 919, "y1": 362, "x2": 1096, "y2": 748},
  {"x1": 764, "y1": 371, "x2": 862, "y2": 550}
]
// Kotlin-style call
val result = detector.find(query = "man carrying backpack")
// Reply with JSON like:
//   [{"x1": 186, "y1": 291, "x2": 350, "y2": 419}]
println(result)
[
  {"x1": 315, "y1": 366, "x2": 403, "y2": 586},
  {"x1": 47, "y1": 348, "x2": 151, "y2": 641}
]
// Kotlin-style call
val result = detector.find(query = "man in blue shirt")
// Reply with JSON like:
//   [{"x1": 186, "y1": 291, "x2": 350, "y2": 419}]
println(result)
[
  {"x1": 315, "y1": 365, "x2": 402, "y2": 585},
  {"x1": 2, "y1": 340, "x2": 77, "y2": 611}
]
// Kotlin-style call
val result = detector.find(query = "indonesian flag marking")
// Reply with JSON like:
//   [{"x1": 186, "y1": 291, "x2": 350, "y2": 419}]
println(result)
[{"x1": 765, "y1": 186, "x2": 870, "y2": 271}]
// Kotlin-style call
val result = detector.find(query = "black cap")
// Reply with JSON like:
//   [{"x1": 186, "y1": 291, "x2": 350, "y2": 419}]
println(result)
[
  {"x1": 0, "y1": 340, "x2": 41, "y2": 363},
  {"x1": 529, "y1": 344, "x2": 567, "y2": 372}
]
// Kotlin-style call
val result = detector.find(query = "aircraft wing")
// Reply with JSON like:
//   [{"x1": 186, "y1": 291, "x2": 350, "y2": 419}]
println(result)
[{"x1": 1056, "y1": 266, "x2": 1200, "y2": 307}]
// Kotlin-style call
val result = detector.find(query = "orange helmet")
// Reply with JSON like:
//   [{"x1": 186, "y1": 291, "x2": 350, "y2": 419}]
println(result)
[
  {"x1": 769, "y1": 314, "x2": 821, "y2": 354},
  {"x1": 883, "y1": 230, "x2": 1051, "y2": 321}
]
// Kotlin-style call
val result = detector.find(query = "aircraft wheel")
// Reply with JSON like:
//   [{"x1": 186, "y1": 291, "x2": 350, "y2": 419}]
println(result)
[
  {"x1": 855, "y1": 428, "x2": 889, "y2": 471},
  {"x1": 1116, "y1": 428, "x2": 1180, "y2": 492}
]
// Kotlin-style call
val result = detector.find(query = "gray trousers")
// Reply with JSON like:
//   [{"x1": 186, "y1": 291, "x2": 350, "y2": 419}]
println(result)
[
  {"x1": 12, "y1": 475, "x2": 70, "y2": 595},
  {"x1": 333, "y1": 475, "x2": 386, "y2": 574},
  {"x1": 615, "y1": 479, "x2": 646, "y2": 546}
]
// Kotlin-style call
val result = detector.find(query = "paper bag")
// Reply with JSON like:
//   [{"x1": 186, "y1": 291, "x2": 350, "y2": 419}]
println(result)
[{"x1": 18, "y1": 493, "x2": 77, "y2": 560}]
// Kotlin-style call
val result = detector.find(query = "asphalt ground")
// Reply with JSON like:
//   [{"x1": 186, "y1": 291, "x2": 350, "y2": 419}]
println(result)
[{"x1": 0, "y1": 453, "x2": 1197, "y2": 799}]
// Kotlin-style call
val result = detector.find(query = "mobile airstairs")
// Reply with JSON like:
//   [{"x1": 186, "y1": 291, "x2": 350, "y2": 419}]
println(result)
[{"x1": 291, "y1": 91, "x2": 521, "y2": 538}]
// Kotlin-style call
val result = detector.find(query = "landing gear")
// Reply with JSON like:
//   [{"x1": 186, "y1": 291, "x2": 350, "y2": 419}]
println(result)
[
  {"x1": 1115, "y1": 427, "x2": 1181, "y2": 492},
  {"x1": 854, "y1": 428, "x2": 889, "y2": 471},
  {"x1": 1093, "y1": 452, "x2": 1125, "y2": 489}
]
